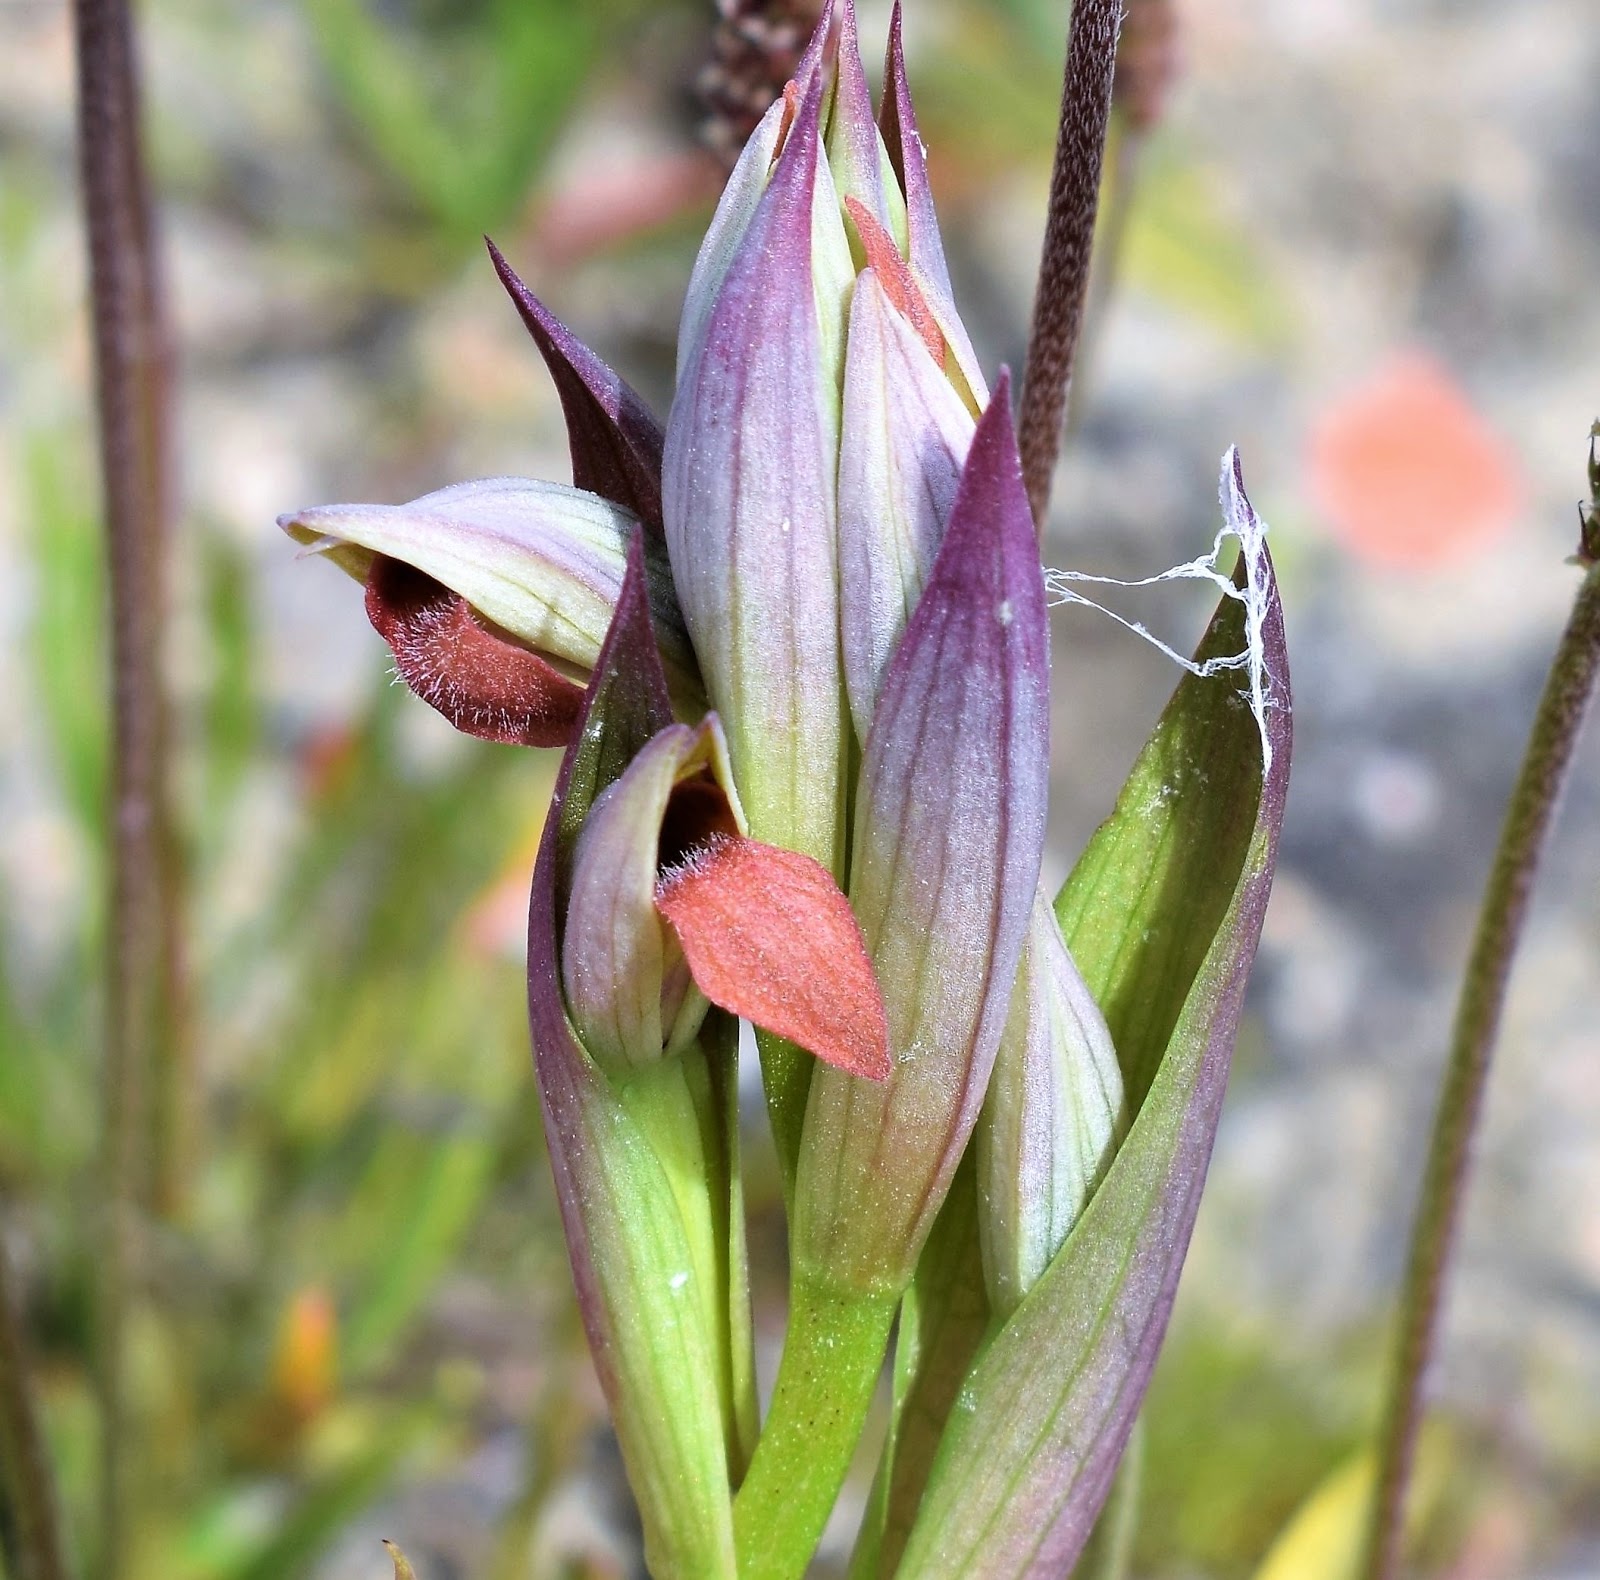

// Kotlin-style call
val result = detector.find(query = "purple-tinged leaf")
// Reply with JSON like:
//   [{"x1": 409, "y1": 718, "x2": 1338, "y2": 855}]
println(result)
[
  {"x1": 838, "y1": 265, "x2": 974, "y2": 737},
  {"x1": 487, "y1": 239, "x2": 665, "y2": 530},
  {"x1": 793, "y1": 374, "x2": 1049, "y2": 1296},
  {"x1": 528, "y1": 539, "x2": 744, "y2": 1576},
  {"x1": 895, "y1": 478, "x2": 1292, "y2": 1579}
]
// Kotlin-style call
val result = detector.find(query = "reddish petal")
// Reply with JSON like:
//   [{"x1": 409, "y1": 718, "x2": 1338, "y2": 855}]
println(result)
[
  {"x1": 844, "y1": 195, "x2": 945, "y2": 368},
  {"x1": 365, "y1": 555, "x2": 583, "y2": 747},
  {"x1": 655, "y1": 837, "x2": 890, "y2": 1082}
]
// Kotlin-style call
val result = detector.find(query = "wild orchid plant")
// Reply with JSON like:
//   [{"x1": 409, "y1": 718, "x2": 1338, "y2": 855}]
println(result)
[{"x1": 280, "y1": 3, "x2": 1291, "y2": 1575}]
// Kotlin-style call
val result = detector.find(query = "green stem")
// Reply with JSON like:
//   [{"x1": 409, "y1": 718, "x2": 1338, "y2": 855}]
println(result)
[
  {"x1": 754, "y1": 1029, "x2": 810, "y2": 1208},
  {"x1": 71, "y1": 0, "x2": 183, "y2": 1569},
  {"x1": 619, "y1": 1044, "x2": 758, "y2": 1485},
  {"x1": 1360, "y1": 557, "x2": 1600, "y2": 1580},
  {"x1": 0, "y1": 1215, "x2": 70, "y2": 1580},
  {"x1": 733, "y1": 1277, "x2": 896, "y2": 1580}
]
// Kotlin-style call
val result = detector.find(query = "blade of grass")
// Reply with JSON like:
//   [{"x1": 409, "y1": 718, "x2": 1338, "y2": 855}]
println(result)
[
  {"x1": 0, "y1": 1209, "x2": 70, "y2": 1580},
  {"x1": 1360, "y1": 473, "x2": 1600, "y2": 1580}
]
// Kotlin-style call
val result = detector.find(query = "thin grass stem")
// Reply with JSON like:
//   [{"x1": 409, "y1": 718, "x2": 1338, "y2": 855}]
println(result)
[
  {"x1": 1017, "y1": 0, "x2": 1121, "y2": 528},
  {"x1": 0, "y1": 1212, "x2": 71, "y2": 1580},
  {"x1": 1361, "y1": 537, "x2": 1600, "y2": 1580},
  {"x1": 71, "y1": 0, "x2": 182, "y2": 1570}
]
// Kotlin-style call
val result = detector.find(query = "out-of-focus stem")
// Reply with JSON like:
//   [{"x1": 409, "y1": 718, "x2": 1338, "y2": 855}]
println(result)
[
  {"x1": 1061, "y1": 117, "x2": 1146, "y2": 442},
  {"x1": 1017, "y1": 0, "x2": 1121, "y2": 529},
  {"x1": 1070, "y1": 1417, "x2": 1143, "y2": 1580},
  {"x1": 1361, "y1": 553, "x2": 1600, "y2": 1580},
  {"x1": 0, "y1": 1216, "x2": 70, "y2": 1580},
  {"x1": 71, "y1": 0, "x2": 182, "y2": 1571}
]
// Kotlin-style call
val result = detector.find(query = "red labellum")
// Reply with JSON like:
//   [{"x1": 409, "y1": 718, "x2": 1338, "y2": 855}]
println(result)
[
  {"x1": 844, "y1": 195, "x2": 945, "y2": 368},
  {"x1": 656, "y1": 835, "x2": 891, "y2": 1082},
  {"x1": 365, "y1": 556, "x2": 584, "y2": 748}
]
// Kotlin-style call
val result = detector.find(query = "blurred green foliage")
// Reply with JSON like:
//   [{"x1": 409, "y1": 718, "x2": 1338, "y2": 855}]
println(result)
[
  {"x1": 3, "y1": 410, "x2": 563, "y2": 1568},
  {"x1": 307, "y1": 0, "x2": 603, "y2": 241}
]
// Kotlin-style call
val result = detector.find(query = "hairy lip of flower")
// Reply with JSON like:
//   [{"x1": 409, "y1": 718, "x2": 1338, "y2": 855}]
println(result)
[{"x1": 364, "y1": 556, "x2": 584, "y2": 747}]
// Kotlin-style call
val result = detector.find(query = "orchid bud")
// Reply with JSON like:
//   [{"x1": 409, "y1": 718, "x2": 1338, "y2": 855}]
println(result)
[
  {"x1": 281, "y1": 481, "x2": 701, "y2": 745},
  {"x1": 562, "y1": 709, "x2": 890, "y2": 1088},
  {"x1": 837, "y1": 236, "x2": 975, "y2": 735},
  {"x1": 561, "y1": 719, "x2": 734, "y2": 1075},
  {"x1": 975, "y1": 894, "x2": 1127, "y2": 1317},
  {"x1": 663, "y1": 73, "x2": 853, "y2": 877},
  {"x1": 663, "y1": 1, "x2": 987, "y2": 877}
]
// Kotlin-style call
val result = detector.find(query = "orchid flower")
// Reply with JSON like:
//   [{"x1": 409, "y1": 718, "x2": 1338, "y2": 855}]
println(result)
[{"x1": 280, "y1": 2, "x2": 1290, "y2": 1575}]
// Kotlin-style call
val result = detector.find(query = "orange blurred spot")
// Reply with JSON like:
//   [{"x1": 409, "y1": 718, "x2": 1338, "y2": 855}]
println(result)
[
  {"x1": 1308, "y1": 354, "x2": 1521, "y2": 569},
  {"x1": 459, "y1": 823, "x2": 545, "y2": 962},
  {"x1": 271, "y1": 1286, "x2": 337, "y2": 1424},
  {"x1": 298, "y1": 720, "x2": 358, "y2": 803}
]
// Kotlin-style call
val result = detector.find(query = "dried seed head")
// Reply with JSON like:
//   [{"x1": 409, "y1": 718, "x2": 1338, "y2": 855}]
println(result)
[
  {"x1": 696, "y1": 0, "x2": 825, "y2": 171},
  {"x1": 1113, "y1": 0, "x2": 1182, "y2": 133}
]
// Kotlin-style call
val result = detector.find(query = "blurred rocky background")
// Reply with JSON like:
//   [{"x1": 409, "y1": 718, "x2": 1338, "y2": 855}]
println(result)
[{"x1": 1, "y1": 0, "x2": 1597, "y2": 1575}]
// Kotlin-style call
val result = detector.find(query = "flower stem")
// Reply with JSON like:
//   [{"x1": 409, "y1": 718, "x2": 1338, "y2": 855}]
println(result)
[
  {"x1": 732, "y1": 1277, "x2": 896, "y2": 1580},
  {"x1": 0, "y1": 1213, "x2": 70, "y2": 1580},
  {"x1": 1017, "y1": 0, "x2": 1122, "y2": 528},
  {"x1": 1360, "y1": 553, "x2": 1600, "y2": 1580},
  {"x1": 71, "y1": 0, "x2": 183, "y2": 1570}
]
